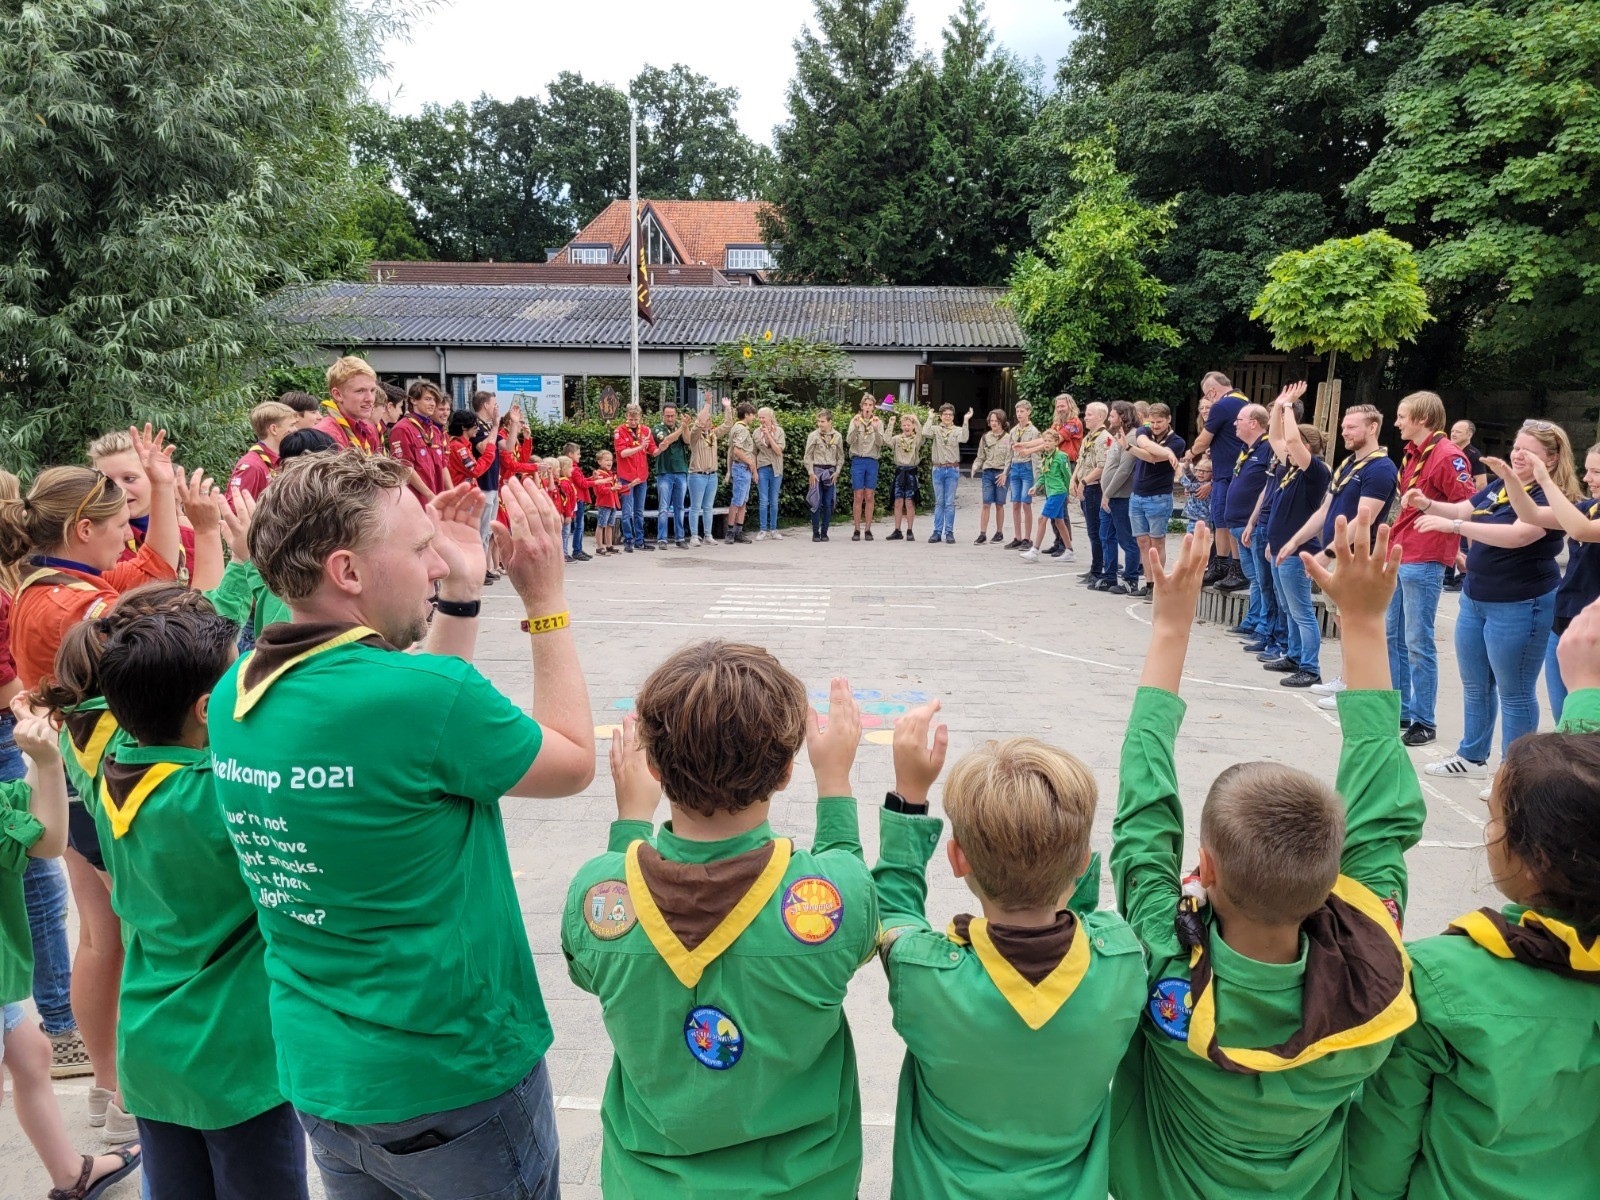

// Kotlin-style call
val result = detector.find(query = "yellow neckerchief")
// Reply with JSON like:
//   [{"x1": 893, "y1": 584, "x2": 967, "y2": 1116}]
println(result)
[
  {"x1": 1400, "y1": 432, "x2": 1445, "y2": 494},
  {"x1": 1184, "y1": 874, "x2": 1415, "y2": 1074},
  {"x1": 814, "y1": 430, "x2": 838, "y2": 449},
  {"x1": 1472, "y1": 479, "x2": 1537, "y2": 517},
  {"x1": 1448, "y1": 908, "x2": 1600, "y2": 983},
  {"x1": 402, "y1": 412, "x2": 439, "y2": 448},
  {"x1": 624, "y1": 837, "x2": 793, "y2": 988},
  {"x1": 100, "y1": 761, "x2": 185, "y2": 839},
  {"x1": 1329, "y1": 448, "x2": 1388, "y2": 494},
  {"x1": 320, "y1": 400, "x2": 377, "y2": 455},
  {"x1": 249, "y1": 442, "x2": 277, "y2": 475},
  {"x1": 15, "y1": 565, "x2": 99, "y2": 597},
  {"x1": 233, "y1": 625, "x2": 379, "y2": 718},
  {"x1": 946, "y1": 915, "x2": 1091, "y2": 1030},
  {"x1": 1235, "y1": 436, "x2": 1267, "y2": 474}
]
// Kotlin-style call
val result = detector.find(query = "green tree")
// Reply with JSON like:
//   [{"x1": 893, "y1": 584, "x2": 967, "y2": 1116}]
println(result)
[
  {"x1": 1005, "y1": 140, "x2": 1180, "y2": 401},
  {"x1": 764, "y1": 0, "x2": 942, "y2": 283},
  {"x1": 1251, "y1": 230, "x2": 1432, "y2": 395},
  {"x1": 0, "y1": 0, "x2": 397, "y2": 474},
  {"x1": 350, "y1": 165, "x2": 432, "y2": 261},
  {"x1": 705, "y1": 333, "x2": 863, "y2": 408},
  {"x1": 631, "y1": 65, "x2": 774, "y2": 200},
  {"x1": 1351, "y1": 0, "x2": 1599, "y2": 384},
  {"x1": 541, "y1": 71, "x2": 632, "y2": 228}
]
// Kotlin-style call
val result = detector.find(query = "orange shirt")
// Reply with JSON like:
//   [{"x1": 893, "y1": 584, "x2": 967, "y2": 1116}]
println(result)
[{"x1": 9, "y1": 544, "x2": 178, "y2": 690}]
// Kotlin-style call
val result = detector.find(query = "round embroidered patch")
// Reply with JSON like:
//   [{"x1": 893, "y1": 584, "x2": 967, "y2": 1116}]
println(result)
[
  {"x1": 781, "y1": 875, "x2": 844, "y2": 945},
  {"x1": 684, "y1": 1005, "x2": 743, "y2": 1070},
  {"x1": 1148, "y1": 977, "x2": 1193, "y2": 1040},
  {"x1": 583, "y1": 880, "x2": 637, "y2": 941}
]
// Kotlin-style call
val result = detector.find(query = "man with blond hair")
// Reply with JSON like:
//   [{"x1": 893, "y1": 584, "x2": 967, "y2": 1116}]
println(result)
[
  {"x1": 314, "y1": 356, "x2": 383, "y2": 454},
  {"x1": 209, "y1": 456, "x2": 594, "y2": 1199}
]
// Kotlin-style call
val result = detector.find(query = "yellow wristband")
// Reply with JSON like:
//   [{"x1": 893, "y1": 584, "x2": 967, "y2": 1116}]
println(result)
[{"x1": 520, "y1": 612, "x2": 570, "y2": 635}]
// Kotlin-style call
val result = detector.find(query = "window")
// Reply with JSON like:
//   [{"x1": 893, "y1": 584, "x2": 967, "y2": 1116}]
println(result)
[
  {"x1": 569, "y1": 245, "x2": 610, "y2": 265},
  {"x1": 726, "y1": 246, "x2": 776, "y2": 272}
]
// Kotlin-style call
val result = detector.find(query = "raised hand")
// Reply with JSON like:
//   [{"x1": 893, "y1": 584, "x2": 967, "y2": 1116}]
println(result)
[
  {"x1": 498, "y1": 475, "x2": 567, "y2": 616},
  {"x1": 806, "y1": 676, "x2": 861, "y2": 798},
  {"x1": 1142, "y1": 521, "x2": 1214, "y2": 633},
  {"x1": 1301, "y1": 515, "x2": 1401, "y2": 623},
  {"x1": 427, "y1": 481, "x2": 488, "y2": 601},
  {"x1": 176, "y1": 467, "x2": 222, "y2": 533},
  {"x1": 610, "y1": 713, "x2": 661, "y2": 822},
  {"x1": 221, "y1": 487, "x2": 254, "y2": 562},
  {"x1": 130, "y1": 424, "x2": 175, "y2": 487},
  {"x1": 13, "y1": 715, "x2": 61, "y2": 763},
  {"x1": 891, "y1": 699, "x2": 948, "y2": 807},
  {"x1": 1481, "y1": 456, "x2": 1516, "y2": 483}
]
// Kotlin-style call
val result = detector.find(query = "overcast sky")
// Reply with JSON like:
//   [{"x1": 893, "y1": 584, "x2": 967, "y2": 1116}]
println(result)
[{"x1": 374, "y1": 0, "x2": 1074, "y2": 144}]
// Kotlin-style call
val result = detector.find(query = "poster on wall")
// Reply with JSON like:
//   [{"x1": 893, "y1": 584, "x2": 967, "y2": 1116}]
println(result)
[{"x1": 476, "y1": 373, "x2": 564, "y2": 423}]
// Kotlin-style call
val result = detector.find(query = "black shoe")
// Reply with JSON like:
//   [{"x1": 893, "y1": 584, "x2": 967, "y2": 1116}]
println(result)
[
  {"x1": 1442, "y1": 578, "x2": 1462, "y2": 592},
  {"x1": 1242, "y1": 639, "x2": 1270, "y2": 654},
  {"x1": 734, "y1": 532, "x2": 752, "y2": 544},
  {"x1": 1106, "y1": 582, "x2": 1129, "y2": 595},
  {"x1": 675, "y1": 540, "x2": 689, "y2": 549},
  {"x1": 1402, "y1": 724, "x2": 1437, "y2": 747},
  {"x1": 813, "y1": 533, "x2": 822, "y2": 542},
  {"x1": 624, "y1": 545, "x2": 634, "y2": 553},
  {"x1": 1215, "y1": 570, "x2": 1249, "y2": 592},
  {"x1": 725, "y1": 534, "x2": 735, "y2": 545},
  {"x1": 640, "y1": 542, "x2": 655, "y2": 551},
  {"x1": 975, "y1": 533, "x2": 988, "y2": 544},
  {"x1": 1262, "y1": 657, "x2": 1298, "y2": 673},
  {"x1": 1138, "y1": 583, "x2": 1154, "y2": 600},
  {"x1": 1018, "y1": 539, "x2": 1032, "y2": 551},
  {"x1": 1202, "y1": 560, "x2": 1227, "y2": 586},
  {"x1": 853, "y1": 530, "x2": 862, "y2": 541},
  {"x1": 1280, "y1": 670, "x2": 1321, "y2": 688},
  {"x1": 907, "y1": 530, "x2": 916, "y2": 541},
  {"x1": 1004, "y1": 538, "x2": 1021, "y2": 549},
  {"x1": 886, "y1": 530, "x2": 903, "y2": 541},
  {"x1": 865, "y1": 530, "x2": 874, "y2": 541},
  {"x1": 1049, "y1": 544, "x2": 1067, "y2": 558},
  {"x1": 821, "y1": 533, "x2": 830, "y2": 541},
  {"x1": 1225, "y1": 623, "x2": 1252, "y2": 635}
]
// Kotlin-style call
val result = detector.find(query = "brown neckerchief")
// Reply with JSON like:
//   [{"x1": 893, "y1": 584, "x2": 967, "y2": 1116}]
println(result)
[
  {"x1": 241, "y1": 622, "x2": 396, "y2": 693},
  {"x1": 630, "y1": 840, "x2": 778, "y2": 951},
  {"x1": 1446, "y1": 907, "x2": 1600, "y2": 985},
  {"x1": 950, "y1": 911, "x2": 1077, "y2": 985}
]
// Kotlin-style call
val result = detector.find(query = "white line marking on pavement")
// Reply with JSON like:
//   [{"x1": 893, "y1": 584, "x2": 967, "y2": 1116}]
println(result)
[
  {"x1": 1421, "y1": 778, "x2": 1486, "y2": 828},
  {"x1": 1124, "y1": 602, "x2": 1151, "y2": 626},
  {"x1": 886, "y1": 603, "x2": 935, "y2": 609},
  {"x1": 1299, "y1": 696, "x2": 1340, "y2": 727},
  {"x1": 1419, "y1": 839, "x2": 1480, "y2": 850}
]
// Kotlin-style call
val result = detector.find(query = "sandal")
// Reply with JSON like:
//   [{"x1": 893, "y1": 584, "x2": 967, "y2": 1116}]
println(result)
[{"x1": 48, "y1": 1147, "x2": 141, "y2": 1200}]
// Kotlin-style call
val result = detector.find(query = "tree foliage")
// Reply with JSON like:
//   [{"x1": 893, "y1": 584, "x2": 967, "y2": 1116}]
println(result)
[
  {"x1": 1005, "y1": 140, "x2": 1180, "y2": 401},
  {"x1": 0, "y1": 0, "x2": 398, "y2": 475},
  {"x1": 1251, "y1": 231, "x2": 1431, "y2": 361},
  {"x1": 704, "y1": 333, "x2": 862, "y2": 408},
  {"x1": 1351, "y1": 0, "x2": 1600, "y2": 383}
]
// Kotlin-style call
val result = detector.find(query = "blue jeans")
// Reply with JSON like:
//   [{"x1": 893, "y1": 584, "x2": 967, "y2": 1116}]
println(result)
[
  {"x1": 688, "y1": 472, "x2": 717, "y2": 540},
  {"x1": 569, "y1": 503, "x2": 586, "y2": 555},
  {"x1": 1242, "y1": 532, "x2": 1277, "y2": 639},
  {"x1": 1230, "y1": 526, "x2": 1264, "y2": 634},
  {"x1": 1273, "y1": 555, "x2": 1320, "y2": 674},
  {"x1": 655, "y1": 472, "x2": 688, "y2": 542},
  {"x1": 620, "y1": 479, "x2": 647, "y2": 547},
  {"x1": 730, "y1": 461, "x2": 753, "y2": 508},
  {"x1": 1545, "y1": 631, "x2": 1567, "y2": 723},
  {"x1": 811, "y1": 477, "x2": 837, "y2": 537},
  {"x1": 139, "y1": 1102, "x2": 308, "y2": 1200},
  {"x1": 1008, "y1": 464, "x2": 1035, "y2": 504},
  {"x1": 1, "y1": 713, "x2": 74, "y2": 1036},
  {"x1": 757, "y1": 466, "x2": 780, "y2": 532},
  {"x1": 932, "y1": 465, "x2": 959, "y2": 538},
  {"x1": 1081, "y1": 485, "x2": 1105, "y2": 577},
  {"x1": 300, "y1": 1060, "x2": 558, "y2": 1200},
  {"x1": 1105, "y1": 497, "x2": 1139, "y2": 583},
  {"x1": 1454, "y1": 589, "x2": 1556, "y2": 763},
  {"x1": 1386, "y1": 562, "x2": 1446, "y2": 728}
]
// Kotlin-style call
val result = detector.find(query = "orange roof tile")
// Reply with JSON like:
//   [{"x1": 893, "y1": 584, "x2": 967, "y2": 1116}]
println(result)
[
  {"x1": 560, "y1": 199, "x2": 775, "y2": 269},
  {"x1": 368, "y1": 261, "x2": 730, "y2": 286}
]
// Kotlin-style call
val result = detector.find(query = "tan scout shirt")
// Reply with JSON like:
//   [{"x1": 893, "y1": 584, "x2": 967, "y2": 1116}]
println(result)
[
  {"x1": 847, "y1": 415, "x2": 890, "y2": 459},
  {"x1": 921, "y1": 416, "x2": 970, "y2": 466},
  {"x1": 888, "y1": 428, "x2": 926, "y2": 467},
  {"x1": 804, "y1": 429, "x2": 845, "y2": 471},
  {"x1": 688, "y1": 419, "x2": 730, "y2": 473},
  {"x1": 1011, "y1": 422, "x2": 1043, "y2": 473},
  {"x1": 1076, "y1": 428, "x2": 1112, "y2": 484},
  {"x1": 755, "y1": 424, "x2": 785, "y2": 472},
  {"x1": 974, "y1": 430, "x2": 1012, "y2": 471},
  {"x1": 728, "y1": 420, "x2": 757, "y2": 468}
]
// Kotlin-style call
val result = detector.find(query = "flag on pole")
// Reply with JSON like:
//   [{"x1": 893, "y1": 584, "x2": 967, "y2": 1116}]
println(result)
[{"x1": 635, "y1": 217, "x2": 654, "y2": 325}]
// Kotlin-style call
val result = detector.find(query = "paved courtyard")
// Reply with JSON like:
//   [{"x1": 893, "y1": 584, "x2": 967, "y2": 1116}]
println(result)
[{"x1": 1, "y1": 493, "x2": 1509, "y2": 1199}]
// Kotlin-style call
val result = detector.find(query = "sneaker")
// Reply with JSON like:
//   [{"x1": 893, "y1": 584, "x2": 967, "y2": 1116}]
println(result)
[
  {"x1": 563, "y1": 554, "x2": 574, "y2": 564},
  {"x1": 974, "y1": 532, "x2": 988, "y2": 544},
  {"x1": 1106, "y1": 582, "x2": 1130, "y2": 596},
  {"x1": 1214, "y1": 569, "x2": 1249, "y2": 592},
  {"x1": 906, "y1": 530, "x2": 916, "y2": 541},
  {"x1": 48, "y1": 1027, "x2": 93, "y2": 1079},
  {"x1": 1479, "y1": 778, "x2": 1495, "y2": 801},
  {"x1": 853, "y1": 530, "x2": 862, "y2": 541},
  {"x1": 1242, "y1": 639, "x2": 1270, "y2": 654},
  {"x1": 577, "y1": 551, "x2": 593, "y2": 561},
  {"x1": 865, "y1": 531, "x2": 874, "y2": 541},
  {"x1": 812, "y1": 533, "x2": 822, "y2": 542},
  {"x1": 1256, "y1": 648, "x2": 1285, "y2": 662},
  {"x1": 1262, "y1": 656, "x2": 1298, "y2": 672},
  {"x1": 88, "y1": 1085, "x2": 113, "y2": 1127},
  {"x1": 1425, "y1": 755, "x2": 1489, "y2": 778},
  {"x1": 1317, "y1": 694, "x2": 1339, "y2": 711},
  {"x1": 734, "y1": 531, "x2": 752, "y2": 545},
  {"x1": 1020, "y1": 548, "x2": 1041, "y2": 561},
  {"x1": 821, "y1": 532, "x2": 830, "y2": 541},
  {"x1": 755, "y1": 531, "x2": 768, "y2": 541},
  {"x1": 1138, "y1": 582, "x2": 1154, "y2": 600},
  {"x1": 675, "y1": 540, "x2": 688, "y2": 549},
  {"x1": 1018, "y1": 539, "x2": 1032, "y2": 551},
  {"x1": 1280, "y1": 670, "x2": 1321, "y2": 688},
  {"x1": 624, "y1": 544, "x2": 634, "y2": 553},
  {"x1": 1005, "y1": 538, "x2": 1022, "y2": 549},
  {"x1": 1225, "y1": 623, "x2": 1253, "y2": 636},
  {"x1": 104, "y1": 1099, "x2": 137, "y2": 1145},
  {"x1": 640, "y1": 542, "x2": 655, "y2": 551},
  {"x1": 886, "y1": 529, "x2": 903, "y2": 541},
  {"x1": 771, "y1": 531, "x2": 783, "y2": 541},
  {"x1": 690, "y1": 537, "x2": 702, "y2": 547},
  {"x1": 1402, "y1": 724, "x2": 1437, "y2": 747},
  {"x1": 1310, "y1": 678, "x2": 1346, "y2": 697}
]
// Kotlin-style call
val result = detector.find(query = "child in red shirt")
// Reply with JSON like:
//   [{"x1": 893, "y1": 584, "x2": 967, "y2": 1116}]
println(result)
[
  {"x1": 564, "y1": 442, "x2": 594, "y2": 561},
  {"x1": 590, "y1": 450, "x2": 630, "y2": 556}
]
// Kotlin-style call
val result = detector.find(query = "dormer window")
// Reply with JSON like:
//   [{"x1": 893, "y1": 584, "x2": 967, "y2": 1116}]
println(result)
[
  {"x1": 569, "y1": 245, "x2": 611, "y2": 265},
  {"x1": 726, "y1": 246, "x2": 777, "y2": 272}
]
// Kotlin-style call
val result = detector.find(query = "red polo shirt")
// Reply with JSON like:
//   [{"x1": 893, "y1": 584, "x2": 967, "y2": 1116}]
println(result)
[
  {"x1": 1391, "y1": 432, "x2": 1480, "y2": 565},
  {"x1": 612, "y1": 423, "x2": 657, "y2": 485},
  {"x1": 314, "y1": 404, "x2": 382, "y2": 454},
  {"x1": 388, "y1": 414, "x2": 448, "y2": 498},
  {"x1": 228, "y1": 442, "x2": 279, "y2": 502}
]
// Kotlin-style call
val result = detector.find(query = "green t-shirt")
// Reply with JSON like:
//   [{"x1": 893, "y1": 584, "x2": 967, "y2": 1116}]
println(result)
[
  {"x1": 1109, "y1": 686, "x2": 1424, "y2": 1200},
  {"x1": 97, "y1": 744, "x2": 280, "y2": 1129},
  {"x1": 563, "y1": 803, "x2": 878, "y2": 1199},
  {"x1": 205, "y1": 560, "x2": 290, "y2": 638},
  {"x1": 1041, "y1": 448, "x2": 1073, "y2": 497},
  {"x1": 0, "y1": 780, "x2": 46, "y2": 1005},
  {"x1": 654, "y1": 424, "x2": 691, "y2": 476},
  {"x1": 1347, "y1": 685, "x2": 1600, "y2": 1200},
  {"x1": 208, "y1": 628, "x2": 546, "y2": 1123},
  {"x1": 872, "y1": 807, "x2": 1145, "y2": 1200}
]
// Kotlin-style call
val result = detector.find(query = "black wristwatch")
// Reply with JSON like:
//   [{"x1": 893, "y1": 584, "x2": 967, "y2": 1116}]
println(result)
[
  {"x1": 432, "y1": 597, "x2": 482, "y2": 619},
  {"x1": 884, "y1": 790, "x2": 929, "y2": 815}
]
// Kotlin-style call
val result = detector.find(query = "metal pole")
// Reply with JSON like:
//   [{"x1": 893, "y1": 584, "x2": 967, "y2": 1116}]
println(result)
[{"x1": 630, "y1": 102, "x2": 639, "y2": 407}]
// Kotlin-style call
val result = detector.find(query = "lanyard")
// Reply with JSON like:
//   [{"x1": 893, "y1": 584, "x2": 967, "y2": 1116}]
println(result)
[
  {"x1": 322, "y1": 401, "x2": 376, "y2": 454},
  {"x1": 1330, "y1": 449, "x2": 1386, "y2": 494},
  {"x1": 1400, "y1": 434, "x2": 1443, "y2": 494}
]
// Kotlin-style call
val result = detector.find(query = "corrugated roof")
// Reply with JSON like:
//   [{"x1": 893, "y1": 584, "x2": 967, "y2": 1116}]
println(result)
[{"x1": 285, "y1": 283, "x2": 1022, "y2": 351}]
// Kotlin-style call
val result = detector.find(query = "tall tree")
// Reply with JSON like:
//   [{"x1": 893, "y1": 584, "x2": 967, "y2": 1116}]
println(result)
[
  {"x1": 765, "y1": 0, "x2": 942, "y2": 283},
  {"x1": 542, "y1": 71, "x2": 633, "y2": 226},
  {"x1": 0, "y1": 0, "x2": 395, "y2": 474},
  {"x1": 631, "y1": 65, "x2": 774, "y2": 200},
  {"x1": 1351, "y1": 0, "x2": 1599, "y2": 386}
]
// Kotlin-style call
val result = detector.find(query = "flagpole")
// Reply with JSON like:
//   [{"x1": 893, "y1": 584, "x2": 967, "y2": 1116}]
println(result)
[{"x1": 630, "y1": 101, "x2": 639, "y2": 407}]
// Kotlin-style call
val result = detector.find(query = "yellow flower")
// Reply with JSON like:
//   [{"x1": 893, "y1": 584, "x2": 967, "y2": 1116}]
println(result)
[
  {"x1": 763, "y1": 329, "x2": 773, "y2": 341},
  {"x1": 742, "y1": 346, "x2": 753, "y2": 359}
]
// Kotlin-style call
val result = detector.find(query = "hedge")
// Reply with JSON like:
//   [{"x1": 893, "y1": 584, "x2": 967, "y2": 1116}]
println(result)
[{"x1": 528, "y1": 406, "x2": 938, "y2": 525}]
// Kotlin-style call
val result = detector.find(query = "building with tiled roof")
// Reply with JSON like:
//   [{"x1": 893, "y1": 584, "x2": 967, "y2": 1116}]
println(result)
[
  {"x1": 368, "y1": 260, "x2": 729, "y2": 287},
  {"x1": 557, "y1": 199, "x2": 777, "y2": 281}
]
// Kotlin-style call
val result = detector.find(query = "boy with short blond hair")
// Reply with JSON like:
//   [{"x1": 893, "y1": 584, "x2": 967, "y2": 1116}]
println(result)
[
  {"x1": 1109, "y1": 519, "x2": 1424, "y2": 1200},
  {"x1": 563, "y1": 645, "x2": 878, "y2": 1198},
  {"x1": 228, "y1": 401, "x2": 296, "y2": 502},
  {"x1": 871, "y1": 704, "x2": 1145, "y2": 1199}
]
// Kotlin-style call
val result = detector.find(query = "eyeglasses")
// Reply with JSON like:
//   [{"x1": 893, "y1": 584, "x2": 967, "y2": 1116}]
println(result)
[
  {"x1": 1522, "y1": 420, "x2": 1556, "y2": 432},
  {"x1": 69, "y1": 471, "x2": 110, "y2": 528}
]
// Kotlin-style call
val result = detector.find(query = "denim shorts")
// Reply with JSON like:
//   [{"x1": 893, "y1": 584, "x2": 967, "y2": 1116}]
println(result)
[
  {"x1": 730, "y1": 461, "x2": 753, "y2": 506},
  {"x1": 1041, "y1": 493, "x2": 1068, "y2": 520},
  {"x1": 1129, "y1": 492, "x2": 1175, "y2": 537},
  {"x1": 1008, "y1": 465, "x2": 1035, "y2": 504},
  {"x1": 1, "y1": 1000, "x2": 24, "y2": 1065},
  {"x1": 981, "y1": 469, "x2": 1004, "y2": 505},
  {"x1": 892, "y1": 466, "x2": 920, "y2": 501},
  {"x1": 596, "y1": 508, "x2": 618, "y2": 528},
  {"x1": 850, "y1": 456, "x2": 880, "y2": 491}
]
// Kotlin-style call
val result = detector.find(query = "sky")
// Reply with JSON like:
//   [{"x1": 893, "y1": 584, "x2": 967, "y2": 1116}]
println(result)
[{"x1": 373, "y1": 0, "x2": 1074, "y2": 145}]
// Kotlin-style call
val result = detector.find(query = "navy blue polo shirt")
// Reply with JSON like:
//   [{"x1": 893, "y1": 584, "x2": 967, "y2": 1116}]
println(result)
[
  {"x1": 1205, "y1": 392, "x2": 1248, "y2": 480},
  {"x1": 1555, "y1": 498, "x2": 1600, "y2": 630},
  {"x1": 1465, "y1": 483, "x2": 1564, "y2": 604},
  {"x1": 1320, "y1": 450, "x2": 1398, "y2": 546},
  {"x1": 1132, "y1": 428, "x2": 1186, "y2": 496},
  {"x1": 1267, "y1": 457, "x2": 1332, "y2": 556},
  {"x1": 1223, "y1": 438, "x2": 1273, "y2": 526},
  {"x1": 470, "y1": 420, "x2": 501, "y2": 492}
]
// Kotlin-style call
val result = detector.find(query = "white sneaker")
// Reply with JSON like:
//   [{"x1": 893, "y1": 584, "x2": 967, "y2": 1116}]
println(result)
[
  {"x1": 1310, "y1": 678, "x2": 1346, "y2": 696},
  {"x1": 755, "y1": 531, "x2": 768, "y2": 541},
  {"x1": 770, "y1": 531, "x2": 783, "y2": 540},
  {"x1": 690, "y1": 537, "x2": 702, "y2": 547},
  {"x1": 1479, "y1": 776, "x2": 1496, "y2": 801},
  {"x1": 1061, "y1": 547, "x2": 1075, "y2": 562},
  {"x1": 1317, "y1": 695, "x2": 1338, "y2": 711},
  {"x1": 1425, "y1": 755, "x2": 1489, "y2": 778},
  {"x1": 1020, "y1": 548, "x2": 1040, "y2": 561}
]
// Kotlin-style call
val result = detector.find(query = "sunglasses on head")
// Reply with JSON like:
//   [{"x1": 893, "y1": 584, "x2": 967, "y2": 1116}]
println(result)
[{"x1": 1522, "y1": 420, "x2": 1556, "y2": 433}]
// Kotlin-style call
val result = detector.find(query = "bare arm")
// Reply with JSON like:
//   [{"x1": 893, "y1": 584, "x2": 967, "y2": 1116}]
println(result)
[
  {"x1": 1281, "y1": 410, "x2": 1312, "y2": 470},
  {"x1": 14, "y1": 718, "x2": 68, "y2": 858},
  {"x1": 1490, "y1": 457, "x2": 1575, "y2": 533}
]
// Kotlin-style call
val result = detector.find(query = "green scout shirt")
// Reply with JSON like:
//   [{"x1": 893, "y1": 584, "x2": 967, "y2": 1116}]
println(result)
[
  {"x1": 205, "y1": 560, "x2": 289, "y2": 638},
  {"x1": 0, "y1": 781, "x2": 46, "y2": 1004},
  {"x1": 1347, "y1": 685, "x2": 1600, "y2": 1200},
  {"x1": 208, "y1": 625, "x2": 547, "y2": 1123},
  {"x1": 1109, "y1": 686, "x2": 1424, "y2": 1200},
  {"x1": 59, "y1": 696, "x2": 122, "y2": 802},
  {"x1": 654, "y1": 424, "x2": 691, "y2": 475},
  {"x1": 872, "y1": 807, "x2": 1145, "y2": 1200},
  {"x1": 97, "y1": 743, "x2": 280, "y2": 1129},
  {"x1": 562, "y1": 801, "x2": 879, "y2": 1199},
  {"x1": 1040, "y1": 449, "x2": 1073, "y2": 497}
]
